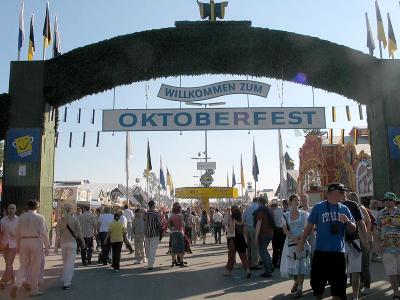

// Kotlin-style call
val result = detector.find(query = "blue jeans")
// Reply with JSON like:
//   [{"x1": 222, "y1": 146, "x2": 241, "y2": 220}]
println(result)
[{"x1": 258, "y1": 236, "x2": 272, "y2": 274}]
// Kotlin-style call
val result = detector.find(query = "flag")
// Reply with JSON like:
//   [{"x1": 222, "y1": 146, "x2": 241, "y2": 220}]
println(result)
[
  {"x1": 159, "y1": 156, "x2": 166, "y2": 190},
  {"x1": 278, "y1": 129, "x2": 287, "y2": 199},
  {"x1": 388, "y1": 13, "x2": 397, "y2": 58},
  {"x1": 375, "y1": 1, "x2": 387, "y2": 48},
  {"x1": 125, "y1": 132, "x2": 133, "y2": 181},
  {"x1": 18, "y1": 2, "x2": 25, "y2": 53},
  {"x1": 252, "y1": 139, "x2": 259, "y2": 182},
  {"x1": 146, "y1": 140, "x2": 152, "y2": 175},
  {"x1": 232, "y1": 165, "x2": 236, "y2": 187},
  {"x1": 366, "y1": 12, "x2": 375, "y2": 56},
  {"x1": 346, "y1": 106, "x2": 352, "y2": 121},
  {"x1": 43, "y1": 2, "x2": 52, "y2": 49},
  {"x1": 53, "y1": 15, "x2": 61, "y2": 58},
  {"x1": 240, "y1": 154, "x2": 245, "y2": 189},
  {"x1": 28, "y1": 14, "x2": 35, "y2": 60},
  {"x1": 332, "y1": 106, "x2": 336, "y2": 122},
  {"x1": 167, "y1": 168, "x2": 174, "y2": 195}
]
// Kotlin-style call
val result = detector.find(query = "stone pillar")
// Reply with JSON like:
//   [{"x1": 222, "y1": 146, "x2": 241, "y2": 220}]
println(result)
[
  {"x1": 2, "y1": 61, "x2": 55, "y2": 229},
  {"x1": 367, "y1": 60, "x2": 400, "y2": 198}
]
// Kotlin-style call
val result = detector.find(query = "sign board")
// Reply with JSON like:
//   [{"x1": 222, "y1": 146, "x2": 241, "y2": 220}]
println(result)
[
  {"x1": 197, "y1": 162, "x2": 216, "y2": 170},
  {"x1": 6, "y1": 128, "x2": 41, "y2": 162},
  {"x1": 175, "y1": 187, "x2": 238, "y2": 199},
  {"x1": 103, "y1": 107, "x2": 326, "y2": 132},
  {"x1": 388, "y1": 127, "x2": 400, "y2": 160},
  {"x1": 157, "y1": 80, "x2": 270, "y2": 102}
]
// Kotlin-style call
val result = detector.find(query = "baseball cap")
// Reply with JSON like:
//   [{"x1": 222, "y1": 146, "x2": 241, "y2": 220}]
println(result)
[
  {"x1": 327, "y1": 183, "x2": 348, "y2": 192},
  {"x1": 383, "y1": 192, "x2": 398, "y2": 201}
]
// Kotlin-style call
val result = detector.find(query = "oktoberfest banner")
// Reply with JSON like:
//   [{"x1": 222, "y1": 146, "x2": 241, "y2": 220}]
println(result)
[
  {"x1": 157, "y1": 80, "x2": 270, "y2": 102},
  {"x1": 102, "y1": 107, "x2": 326, "y2": 132}
]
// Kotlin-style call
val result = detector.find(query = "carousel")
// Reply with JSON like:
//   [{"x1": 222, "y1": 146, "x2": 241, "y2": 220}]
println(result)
[{"x1": 297, "y1": 128, "x2": 373, "y2": 205}]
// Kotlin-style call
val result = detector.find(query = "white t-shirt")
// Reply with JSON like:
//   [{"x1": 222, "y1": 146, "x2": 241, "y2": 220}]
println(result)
[
  {"x1": 119, "y1": 215, "x2": 128, "y2": 228},
  {"x1": 213, "y1": 212, "x2": 223, "y2": 223},
  {"x1": 123, "y1": 209, "x2": 134, "y2": 223},
  {"x1": 98, "y1": 213, "x2": 114, "y2": 232}
]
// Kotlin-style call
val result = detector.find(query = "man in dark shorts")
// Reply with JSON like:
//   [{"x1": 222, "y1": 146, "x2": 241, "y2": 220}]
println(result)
[{"x1": 297, "y1": 183, "x2": 356, "y2": 300}]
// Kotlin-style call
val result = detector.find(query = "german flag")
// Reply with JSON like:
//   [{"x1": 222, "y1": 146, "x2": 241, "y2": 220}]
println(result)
[
  {"x1": 28, "y1": 14, "x2": 35, "y2": 61},
  {"x1": 375, "y1": 1, "x2": 387, "y2": 49},
  {"x1": 388, "y1": 13, "x2": 397, "y2": 58}
]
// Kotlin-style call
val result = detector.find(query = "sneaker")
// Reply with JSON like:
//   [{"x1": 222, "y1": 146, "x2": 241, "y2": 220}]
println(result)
[
  {"x1": 63, "y1": 285, "x2": 71, "y2": 290},
  {"x1": 133, "y1": 260, "x2": 141, "y2": 265},
  {"x1": 147, "y1": 267, "x2": 154, "y2": 270},
  {"x1": 361, "y1": 287, "x2": 370, "y2": 295},
  {"x1": 260, "y1": 272, "x2": 272, "y2": 278},
  {"x1": 113, "y1": 269, "x2": 119, "y2": 273}
]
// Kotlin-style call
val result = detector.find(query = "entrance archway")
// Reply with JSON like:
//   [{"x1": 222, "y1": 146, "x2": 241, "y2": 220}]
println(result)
[{"x1": 2, "y1": 21, "x2": 400, "y2": 224}]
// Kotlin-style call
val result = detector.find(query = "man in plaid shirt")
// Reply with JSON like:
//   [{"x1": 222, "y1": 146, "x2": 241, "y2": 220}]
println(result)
[{"x1": 78, "y1": 206, "x2": 97, "y2": 265}]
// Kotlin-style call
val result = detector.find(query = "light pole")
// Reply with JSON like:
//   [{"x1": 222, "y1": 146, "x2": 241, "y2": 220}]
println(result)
[{"x1": 185, "y1": 101, "x2": 226, "y2": 163}]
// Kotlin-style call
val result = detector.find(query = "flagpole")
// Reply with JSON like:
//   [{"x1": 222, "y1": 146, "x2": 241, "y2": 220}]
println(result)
[
  {"x1": 18, "y1": 50, "x2": 21, "y2": 61},
  {"x1": 379, "y1": 41, "x2": 383, "y2": 59}
]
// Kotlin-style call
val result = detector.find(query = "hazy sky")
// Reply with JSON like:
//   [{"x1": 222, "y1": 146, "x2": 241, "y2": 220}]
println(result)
[{"x1": 1, "y1": 1, "x2": 398, "y2": 193}]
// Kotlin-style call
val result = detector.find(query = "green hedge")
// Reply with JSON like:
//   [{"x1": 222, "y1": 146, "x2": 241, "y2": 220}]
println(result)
[
  {"x1": 0, "y1": 93, "x2": 10, "y2": 140},
  {"x1": 44, "y1": 21, "x2": 380, "y2": 107}
]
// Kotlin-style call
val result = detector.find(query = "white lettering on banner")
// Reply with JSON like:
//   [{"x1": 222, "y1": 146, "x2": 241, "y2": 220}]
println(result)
[
  {"x1": 157, "y1": 80, "x2": 271, "y2": 102},
  {"x1": 102, "y1": 107, "x2": 326, "y2": 132}
]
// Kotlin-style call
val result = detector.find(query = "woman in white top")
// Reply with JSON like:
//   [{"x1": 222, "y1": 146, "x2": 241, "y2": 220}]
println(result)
[{"x1": 280, "y1": 194, "x2": 310, "y2": 298}]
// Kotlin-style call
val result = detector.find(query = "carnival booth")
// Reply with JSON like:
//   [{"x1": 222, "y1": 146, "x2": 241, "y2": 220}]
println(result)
[{"x1": 297, "y1": 129, "x2": 373, "y2": 206}]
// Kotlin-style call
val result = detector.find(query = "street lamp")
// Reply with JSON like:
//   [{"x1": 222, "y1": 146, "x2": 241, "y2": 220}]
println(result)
[{"x1": 185, "y1": 101, "x2": 226, "y2": 163}]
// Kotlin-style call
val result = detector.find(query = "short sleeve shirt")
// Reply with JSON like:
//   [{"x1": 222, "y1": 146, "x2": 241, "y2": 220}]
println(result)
[
  {"x1": 109, "y1": 221, "x2": 126, "y2": 243},
  {"x1": 308, "y1": 200, "x2": 354, "y2": 252},
  {"x1": 377, "y1": 207, "x2": 400, "y2": 254},
  {"x1": 256, "y1": 208, "x2": 274, "y2": 239}
]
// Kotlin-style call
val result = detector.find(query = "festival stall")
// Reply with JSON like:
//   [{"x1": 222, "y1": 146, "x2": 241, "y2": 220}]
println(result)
[{"x1": 297, "y1": 129, "x2": 373, "y2": 206}]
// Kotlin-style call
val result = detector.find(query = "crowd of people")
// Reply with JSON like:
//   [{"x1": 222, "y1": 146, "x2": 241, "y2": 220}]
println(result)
[{"x1": 0, "y1": 184, "x2": 399, "y2": 299}]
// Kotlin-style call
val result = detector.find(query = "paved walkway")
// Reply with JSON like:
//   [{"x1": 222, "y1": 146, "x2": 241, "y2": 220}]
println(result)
[{"x1": 0, "y1": 236, "x2": 394, "y2": 299}]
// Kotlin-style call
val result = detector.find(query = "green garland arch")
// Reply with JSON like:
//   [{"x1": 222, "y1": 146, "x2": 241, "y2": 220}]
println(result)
[{"x1": 44, "y1": 21, "x2": 381, "y2": 107}]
